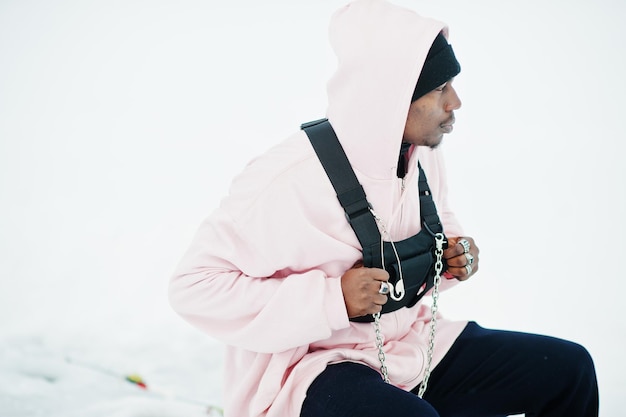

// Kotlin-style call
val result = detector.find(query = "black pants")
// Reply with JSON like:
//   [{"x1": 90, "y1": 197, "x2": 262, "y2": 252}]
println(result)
[{"x1": 300, "y1": 322, "x2": 599, "y2": 417}]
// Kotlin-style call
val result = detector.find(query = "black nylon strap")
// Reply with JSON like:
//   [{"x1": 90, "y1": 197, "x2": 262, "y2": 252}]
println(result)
[
  {"x1": 301, "y1": 119, "x2": 381, "y2": 250},
  {"x1": 302, "y1": 119, "x2": 443, "y2": 238},
  {"x1": 417, "y1": 164, "x2": 443, "y2": 234}
]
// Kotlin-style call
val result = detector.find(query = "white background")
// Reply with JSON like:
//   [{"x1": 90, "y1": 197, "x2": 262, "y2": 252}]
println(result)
[{"x1": 1, "y1": 0, "x2": 625, "y2": 415}]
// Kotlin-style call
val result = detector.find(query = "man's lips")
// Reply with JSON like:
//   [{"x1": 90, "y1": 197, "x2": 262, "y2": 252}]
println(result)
[{"x1": 440, "y1": 115, "x2": 455, "y2": 133}]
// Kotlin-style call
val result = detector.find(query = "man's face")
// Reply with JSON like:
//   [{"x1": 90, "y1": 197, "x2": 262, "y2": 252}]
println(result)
[{"x1": 402, "y1": 79, "x2": 462, "y2": 148}]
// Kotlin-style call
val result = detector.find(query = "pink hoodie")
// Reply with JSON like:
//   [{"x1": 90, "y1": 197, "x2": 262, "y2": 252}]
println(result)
[{"x1": 170, "y1": 1, "x2": 468, "y2": 415}]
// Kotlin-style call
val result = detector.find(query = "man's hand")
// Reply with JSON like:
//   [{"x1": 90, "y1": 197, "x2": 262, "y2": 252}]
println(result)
[
  {"x1": 341, "y1": 261, "x2": 390, "y2": 318},
  {"x1": 443, "y1": 236, "x2": 480, "y2": 281}
]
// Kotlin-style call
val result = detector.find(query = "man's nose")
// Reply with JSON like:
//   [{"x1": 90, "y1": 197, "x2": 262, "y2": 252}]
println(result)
[{"x1": 446, "y1": 85, "x2": 462, "y2": 111}]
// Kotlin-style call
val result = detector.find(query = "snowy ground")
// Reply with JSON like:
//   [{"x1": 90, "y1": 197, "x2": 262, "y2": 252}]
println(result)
[
  {"x1": 0, "y1": 315, "x2": 225, "y2": 417},
  {"x1": 1, "y1": 0, "x2": 625, "y2": 416}
]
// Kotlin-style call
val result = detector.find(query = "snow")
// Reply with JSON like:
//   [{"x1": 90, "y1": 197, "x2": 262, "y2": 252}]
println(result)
[
  {"x1": 0, "y1": 316, "x2": 224, "y2": 416},
  {"x1": 1, "y1": 0, "x2": 625, "y2": 416}
]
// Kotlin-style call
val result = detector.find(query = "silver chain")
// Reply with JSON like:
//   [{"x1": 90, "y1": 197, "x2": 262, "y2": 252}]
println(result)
[
  {"x1": 372, "y1": 231, "x2": 445, "y2": 398},
  {"x1": 417, "y1": 232, "x2": 445, "y2": 398},
  {"x1": 373, "y1": 312, "x2": 389, "y2": 383}
]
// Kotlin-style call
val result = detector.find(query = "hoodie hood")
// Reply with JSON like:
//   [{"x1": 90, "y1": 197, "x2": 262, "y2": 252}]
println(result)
[{"x1": 326, "y1": 0, "x2": 448, "y2": 180}]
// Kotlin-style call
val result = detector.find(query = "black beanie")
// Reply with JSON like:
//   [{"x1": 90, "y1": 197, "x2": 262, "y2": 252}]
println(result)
[{"x1": 411, "y1": 32, "x2": 461, "y2": 102}]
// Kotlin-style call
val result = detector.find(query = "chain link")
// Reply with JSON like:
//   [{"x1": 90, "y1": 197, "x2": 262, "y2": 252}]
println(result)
[
  {"x1": 373, "y1": 312, "x2": 389, "y2": 383},
  {"x1": 372, "y1": 231, "x2": 445, "y2": 396},
  {"x1": 416, "y1": 232, "x2": 445, "y2": 398},
  {"x1": 369, "y1": 207, "x2": 445, "y2": 395}
]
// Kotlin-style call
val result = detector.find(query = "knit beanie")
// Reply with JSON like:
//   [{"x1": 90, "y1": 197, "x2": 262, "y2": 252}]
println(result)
[{"x1": 411, "y1": 32, "x2": 461, "y2": 102}]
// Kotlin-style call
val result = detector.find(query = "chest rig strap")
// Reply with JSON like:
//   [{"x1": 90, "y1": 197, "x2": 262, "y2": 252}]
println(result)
[
  {"x1": 301, "y1": 118, "x2": 445, "y2": 321},
  {"x1": 301, "y1": 118, "x2": 381, "y2": 249}
]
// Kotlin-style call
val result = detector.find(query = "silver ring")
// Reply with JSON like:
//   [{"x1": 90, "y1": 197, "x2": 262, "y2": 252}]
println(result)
[
  {"x1": 378, "y1": 281, "x2": 390, "y2": 295},
  {"x1": 459, "y1": 238, "x2": 471, "y2": 254},
  {"x1": 465, "y1": 264, "x2": 473, "y2": 275},
  {"x1": 465, "y1": 252, "x2": 474, "y2": 265}
]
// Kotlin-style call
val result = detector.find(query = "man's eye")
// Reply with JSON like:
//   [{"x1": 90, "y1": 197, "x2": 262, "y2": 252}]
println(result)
[{"x1": 435, "y1": 84, "x2": 446, "y2": 92}]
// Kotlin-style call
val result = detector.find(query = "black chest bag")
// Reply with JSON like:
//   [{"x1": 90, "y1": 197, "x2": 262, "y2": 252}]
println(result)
[{"x1": 301, "y1": 119, "x2": 448, "y2": 323}]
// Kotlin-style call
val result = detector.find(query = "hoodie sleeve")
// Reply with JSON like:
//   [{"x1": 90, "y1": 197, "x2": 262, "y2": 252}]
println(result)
[
  {"x1": 169, "y1": 208, "x2": 352, "y2": 354},
  {"x1": 169, "y1": 147, "x2": 356, "y2": 354}
]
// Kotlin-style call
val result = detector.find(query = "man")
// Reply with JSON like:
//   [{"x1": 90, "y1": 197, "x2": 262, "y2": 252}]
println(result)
[{"x1": 169, "y1": 1, "x2": 598, "y2": 416}]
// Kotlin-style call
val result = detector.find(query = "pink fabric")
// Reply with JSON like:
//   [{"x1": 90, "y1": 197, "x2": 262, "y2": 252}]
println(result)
[{"x1": 170, "y1": 1, "x2": 468, "y2": 416}]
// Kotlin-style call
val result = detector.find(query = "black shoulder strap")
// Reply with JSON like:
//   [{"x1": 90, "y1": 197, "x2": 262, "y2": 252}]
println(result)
[
  {"x1": 418, "y1": 165, "x2": 444, "y2": 235},
  {"x1": 301, "y1": 119, "x2": 381, "y2": 250},
  {"x1": 301, "y1": 118, "x2": 444, "y2": 246}
]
